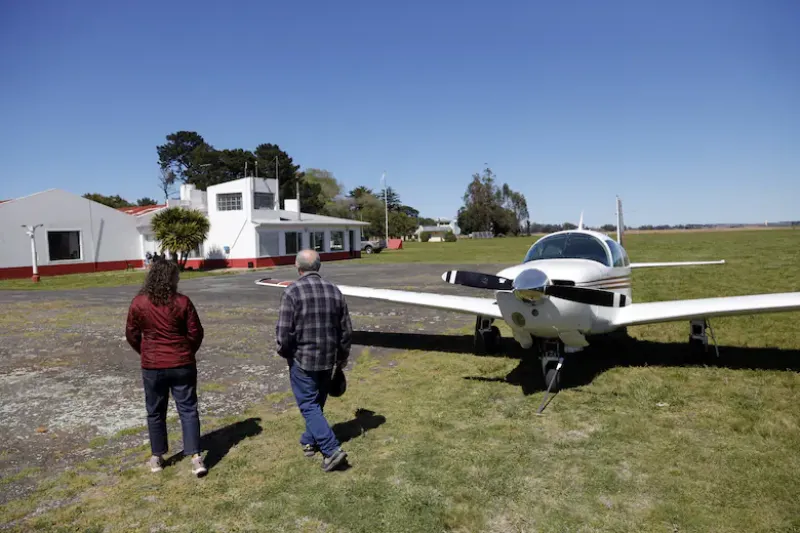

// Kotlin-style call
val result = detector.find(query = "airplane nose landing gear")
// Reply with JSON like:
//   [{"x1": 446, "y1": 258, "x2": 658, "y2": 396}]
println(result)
[{"x1": 535, "y1": 338, "x2": 572, "y2": 414}]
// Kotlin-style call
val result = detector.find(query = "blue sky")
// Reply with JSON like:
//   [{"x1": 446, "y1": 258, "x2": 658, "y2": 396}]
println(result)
[{"x1": 1, "y1": 0, "x2": 798, "y2": 227}]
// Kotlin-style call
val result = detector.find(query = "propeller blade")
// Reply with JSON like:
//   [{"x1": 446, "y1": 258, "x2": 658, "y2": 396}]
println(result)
[
  {"x1": 441, "y1": 270, "x2": 514, "y2": 290},
  {"x1": 544, "y1": 285, "x2": 626, "y2": 307}
]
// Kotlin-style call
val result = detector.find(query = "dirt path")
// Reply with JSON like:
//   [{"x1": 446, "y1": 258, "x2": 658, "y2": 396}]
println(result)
[{"x1": 0, "y1": 263, "x2": 506, "y2": 505}]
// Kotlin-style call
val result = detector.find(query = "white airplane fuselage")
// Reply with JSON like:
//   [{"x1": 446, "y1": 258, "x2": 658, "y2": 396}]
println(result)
[{"x1": 489, "y1": 231, "x2": 633, "y2": 349}]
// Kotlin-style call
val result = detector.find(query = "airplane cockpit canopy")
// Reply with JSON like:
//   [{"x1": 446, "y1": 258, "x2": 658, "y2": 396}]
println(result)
[{"x1": 523, "y1": 232, "x2": 612, "y2": 266}]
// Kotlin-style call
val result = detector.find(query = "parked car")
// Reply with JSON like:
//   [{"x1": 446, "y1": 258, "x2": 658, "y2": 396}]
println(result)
[{"x1": 361, "y1": 238, "x2": 386, "y2": 254}]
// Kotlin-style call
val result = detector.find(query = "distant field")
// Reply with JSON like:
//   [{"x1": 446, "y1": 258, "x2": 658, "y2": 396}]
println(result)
[{"x1": 2, "y1": 228, "x2": 799, "y2": 532}]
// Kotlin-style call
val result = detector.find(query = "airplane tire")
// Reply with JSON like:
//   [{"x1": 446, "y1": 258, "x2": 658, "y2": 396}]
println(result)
[
  {"x1": 544, "y1": 365, "x2": 561, "y2": 393},
  {"x1": 474, "y1": 327, "x2": 500, "y2": 355}
]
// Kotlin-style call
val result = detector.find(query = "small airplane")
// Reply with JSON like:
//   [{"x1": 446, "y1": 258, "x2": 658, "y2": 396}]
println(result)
[{"x1": 256, "y1": 197, "x2": 800, "y2": 401}]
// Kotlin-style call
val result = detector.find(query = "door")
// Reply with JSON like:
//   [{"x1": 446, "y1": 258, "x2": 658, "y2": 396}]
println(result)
[{"x1": 349, "y1": 230, "x2": 356, "y2": 257}]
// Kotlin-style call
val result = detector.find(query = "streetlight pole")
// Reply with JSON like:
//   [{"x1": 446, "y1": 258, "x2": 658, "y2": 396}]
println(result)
[{"x1": 21, "y1": 224, "x2": 43, "y2": 282}]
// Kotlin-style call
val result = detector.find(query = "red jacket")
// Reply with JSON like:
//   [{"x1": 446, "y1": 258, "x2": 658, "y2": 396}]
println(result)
[{"x1": 125, "y1": 293, "x2": 204, "y2": 369}]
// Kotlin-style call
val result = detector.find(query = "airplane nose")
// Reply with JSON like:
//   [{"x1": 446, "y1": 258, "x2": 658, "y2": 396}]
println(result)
[{"x1": 512, "y1": 268, "x2": 549, "y2": 302}]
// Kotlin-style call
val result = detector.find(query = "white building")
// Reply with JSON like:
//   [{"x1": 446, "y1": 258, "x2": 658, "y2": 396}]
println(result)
[
  {"x1": 0, "y1": 177, "x2": 368, "y2": 280},
  {"x1": 414, "y1": 219, "x2": 461, "y2": 242}
]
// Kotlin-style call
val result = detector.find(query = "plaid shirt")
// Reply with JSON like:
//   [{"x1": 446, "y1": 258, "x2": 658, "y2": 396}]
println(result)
[{"x1": 275, "y1": 272, "x2": 352, "y2": 371}]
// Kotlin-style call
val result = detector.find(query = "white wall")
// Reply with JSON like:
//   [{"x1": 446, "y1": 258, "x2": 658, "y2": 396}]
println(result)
[
  {"x1": 205, "y1": 179, "x2": 256, "y2": 260},
  {"x1": 0, "y1": 190, "x2": 141, "y2": 269}
]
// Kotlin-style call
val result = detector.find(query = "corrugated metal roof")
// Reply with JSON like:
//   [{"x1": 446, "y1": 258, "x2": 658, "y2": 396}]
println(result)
[{"x1": 118, "y1": 205, "x2": 166, "y2": 216}]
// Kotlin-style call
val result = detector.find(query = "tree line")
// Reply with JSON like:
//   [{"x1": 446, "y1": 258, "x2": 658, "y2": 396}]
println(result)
[
  {"x1": 154, "y1": 131, "x2": 441, "y2": 239},
  {"x1": 84, "y1": 131, "x2": 539, "y2": 239}
]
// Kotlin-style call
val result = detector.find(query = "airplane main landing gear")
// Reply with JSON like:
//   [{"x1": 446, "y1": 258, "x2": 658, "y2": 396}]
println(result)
[{"x1": 473, "y1": 316, "x2": 500, "y2": 354}]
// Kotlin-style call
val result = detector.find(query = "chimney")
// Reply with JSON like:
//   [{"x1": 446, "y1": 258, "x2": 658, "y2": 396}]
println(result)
[{"x1": 296, "y1": 179, "x2": 301, "y2": 220}]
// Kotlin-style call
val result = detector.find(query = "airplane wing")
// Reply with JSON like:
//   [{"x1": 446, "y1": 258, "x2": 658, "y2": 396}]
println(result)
[
  {"x1": 630, "y1": 260, "x2": 725, "y2": 268},
  {"x1": 255, "y1": 278, "x2": 503, "y2": 319},
  {"x1": 611, "y1": 291, "x2": 800, "y2": 327}
]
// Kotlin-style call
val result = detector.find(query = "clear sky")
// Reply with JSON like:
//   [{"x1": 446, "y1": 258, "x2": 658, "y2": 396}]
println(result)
[{"x1": 1, "y1": 0, "x2": 798, "y2": 227}]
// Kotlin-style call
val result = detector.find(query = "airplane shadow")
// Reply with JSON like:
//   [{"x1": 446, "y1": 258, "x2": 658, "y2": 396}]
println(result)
[
  {"x1": 332, "y1": 408, "x2": 387, "y2": 444},
  {"x1": 351, "y1": 330, "x2": 800, "y2": 396}
]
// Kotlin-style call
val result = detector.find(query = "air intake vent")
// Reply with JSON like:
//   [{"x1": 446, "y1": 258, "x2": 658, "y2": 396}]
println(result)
[{"x1": 550, "y1": 279, "x2": 575, "y2": 286}]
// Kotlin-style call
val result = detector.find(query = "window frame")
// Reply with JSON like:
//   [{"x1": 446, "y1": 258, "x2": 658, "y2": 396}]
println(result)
[
  {"x1": 253, "y1": 192, "x2": 275, "y2": 210},
  {"x1": 310, "y1": 231, "x2": 326, "y2": 252},
  {"x1": 46, "y1": 229, "x2": 83, "y2": 262},
  {"x1": 216, "y1": 192, "x2": 243, "y2": 211},
  {"x1": 330, "y1": 230, "x2": 345, "y2": 251},
  {"x1": 284, "y1": 231, "x2": 302, "y2": 255}
]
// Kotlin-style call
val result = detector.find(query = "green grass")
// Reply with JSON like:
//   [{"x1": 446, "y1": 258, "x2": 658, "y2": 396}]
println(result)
[
  {"x1": 2, "y1": 229, "x2": 800, "y2": 532},
  {"x1": 0, "y1": 267, "x2": 263, "y2": 291}
]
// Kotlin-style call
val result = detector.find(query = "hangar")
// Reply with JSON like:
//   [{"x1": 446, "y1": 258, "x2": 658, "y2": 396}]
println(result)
[{"x1": 0, "y1": 177, "x2": 368, "y2": 280}]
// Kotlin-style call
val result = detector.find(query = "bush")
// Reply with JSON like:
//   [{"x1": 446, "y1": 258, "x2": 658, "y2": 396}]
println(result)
[
  {"x1": 420, "y1": 232, "x2": 431, "y2": 242},
  {"x1": 444, "y1": 231, "x2": 457, "y2": 242}
]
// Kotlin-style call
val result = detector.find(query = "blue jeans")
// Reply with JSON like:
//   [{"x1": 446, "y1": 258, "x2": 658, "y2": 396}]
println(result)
[
  {"x1": 289, "y1": 360, "x2": 340, "y2": 457},
  {"x1": 141, "y1": 364, "x2": 201, "y2": 457}
]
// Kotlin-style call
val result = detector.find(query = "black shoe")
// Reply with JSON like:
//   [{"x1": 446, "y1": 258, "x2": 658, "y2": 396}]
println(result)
[{"x1": 321, "y1": 448, "x2": 347, "y2": 472}]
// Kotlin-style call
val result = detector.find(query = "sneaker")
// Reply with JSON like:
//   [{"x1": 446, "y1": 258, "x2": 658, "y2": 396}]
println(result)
[
  {"x1": 321, "y1": 448, "x2": 347, "y2": 472},
  {"x1": 148, "y1": 455, "x2": 164, "y2": 473},
  {"x1": 302, "y1": 444, "x2": 319, "y2": 457},
  {"x1": 191, "y1": 454, "x2": 207, "y2": 477}
]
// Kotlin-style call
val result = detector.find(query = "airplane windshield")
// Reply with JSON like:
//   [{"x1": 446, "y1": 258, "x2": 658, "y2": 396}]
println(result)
[{"x1": 523, "y1": 233, "x2": 610, "y2": 266}]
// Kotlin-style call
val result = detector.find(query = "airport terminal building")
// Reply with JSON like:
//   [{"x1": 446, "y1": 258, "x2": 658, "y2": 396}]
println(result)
[{"x1": 0, "y1": 177, "x2": 368, "y2": 280}]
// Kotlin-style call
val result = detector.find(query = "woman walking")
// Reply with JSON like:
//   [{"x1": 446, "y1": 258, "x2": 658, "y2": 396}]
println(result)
[{"x1": 125, "y1": 259, "x2": 207, "y2": 476}]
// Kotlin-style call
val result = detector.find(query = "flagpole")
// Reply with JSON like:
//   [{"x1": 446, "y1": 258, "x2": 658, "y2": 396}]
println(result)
[{"x1": 381, "y1": 172, "x2": 388, "y2": 243}]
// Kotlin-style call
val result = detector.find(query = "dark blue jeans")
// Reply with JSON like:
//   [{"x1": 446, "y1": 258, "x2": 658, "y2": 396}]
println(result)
[
  {"x1": 289, "y1": 360, "x2": 340, "y2": 457},
  {"x1": 141, "y1": 364, "x2": 201, "y2": 457}
]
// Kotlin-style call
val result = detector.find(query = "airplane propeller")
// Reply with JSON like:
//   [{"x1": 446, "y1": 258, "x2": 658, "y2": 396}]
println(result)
[{"x1": 442, "y1": 268, "x2": 626, "y2": 308}]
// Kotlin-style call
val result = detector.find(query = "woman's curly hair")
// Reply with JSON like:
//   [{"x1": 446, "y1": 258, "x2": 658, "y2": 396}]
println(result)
[{"x1": 140, "y1": 258, "x2": 180, "y2": 306}]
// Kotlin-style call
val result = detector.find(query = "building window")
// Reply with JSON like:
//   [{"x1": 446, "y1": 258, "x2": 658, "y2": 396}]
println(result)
[
  {"x1": 187, "y1": 244, "x2": 204, "y2": 259},
  {"x1": 285, "y1": 231, "x2": 301, "y2": 255},
  {"x1": 310, "y1": 231, "x2": 325, "y2": 252},
  {"x1": 48, "y1": 231, "x2": 81, "y2": 261},
  {"x1": 330, "y1": 230, "x2": 344, "y2": 251},
  {"x1": 254, "y1": 192, "x2": 274, "y2": 210},
  {"x1": 259, "y1": 231, "x2": 279, "y2": 257},
  {"x1": 217, "y1": 192, "x2": 243, "y2": 211}
]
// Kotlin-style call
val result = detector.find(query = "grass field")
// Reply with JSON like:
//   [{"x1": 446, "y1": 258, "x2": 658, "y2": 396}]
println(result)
[
  {"x1": 0, "y1": 267, "x2": 248, "y2": 291},
  {"x1": 2, "y1": 229, "x2": 800, "y2": 532}
]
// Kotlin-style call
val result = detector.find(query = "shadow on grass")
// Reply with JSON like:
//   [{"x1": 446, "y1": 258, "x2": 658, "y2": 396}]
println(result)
[
  {"x1": 351, "y1": 330, "x2": 800, "y2": 396},
  {"x1": 164, "y1": 417, "x2": 263, "y2": 471},
  {"x1": 332, "y1": 408, "x2": 387, "y2": 444}
]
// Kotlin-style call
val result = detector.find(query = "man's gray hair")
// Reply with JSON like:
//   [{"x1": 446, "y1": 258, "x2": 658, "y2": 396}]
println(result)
[{"x1": 296, "y1": 249, "x2": 321, "y2": 272}]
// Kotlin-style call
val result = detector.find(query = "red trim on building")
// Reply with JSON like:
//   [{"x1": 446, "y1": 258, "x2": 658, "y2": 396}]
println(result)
[
  {"x1": 0, "y1": 260, "x2": 144, "y2": 280},
  {"x1": 0, "y1": 251, "x2": 361, "y2": 280}
]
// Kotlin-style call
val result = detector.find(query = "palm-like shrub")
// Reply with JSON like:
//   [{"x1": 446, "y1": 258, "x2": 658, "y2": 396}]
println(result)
[{"x1": 151, "y1": 207, "x2": 210, "y2": 268}]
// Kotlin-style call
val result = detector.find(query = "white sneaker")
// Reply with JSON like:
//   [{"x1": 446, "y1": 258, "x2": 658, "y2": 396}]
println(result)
[
  {"x1": 149, "y1": 455, "x2": 164, "y2": 473},
  {"x1": 191, "y1": 454, "x2": 207, "y2": 477}
]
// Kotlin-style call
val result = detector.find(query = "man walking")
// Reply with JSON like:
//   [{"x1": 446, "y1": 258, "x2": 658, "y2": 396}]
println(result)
[{"x1": 276, "y1": 249, "x2": 351, "y2": 472}]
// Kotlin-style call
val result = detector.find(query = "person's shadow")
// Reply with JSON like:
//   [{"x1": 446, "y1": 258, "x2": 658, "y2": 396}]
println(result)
[{"x1": 164, "y1": 417, "x2": 263, "y2": 472}]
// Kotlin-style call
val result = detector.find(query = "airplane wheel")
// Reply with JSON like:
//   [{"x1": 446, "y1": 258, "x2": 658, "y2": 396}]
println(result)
[
  {"x1": 544, "y1": 364, "x2": 561, "y2": 392},
  {"x1": 474, "y1": 327, "x2": 500, "y2": 355}
]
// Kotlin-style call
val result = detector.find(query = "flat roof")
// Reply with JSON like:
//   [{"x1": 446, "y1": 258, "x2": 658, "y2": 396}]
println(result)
[{"x1": 253, "y1": 210, "x2": 369, "y2": 226}]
